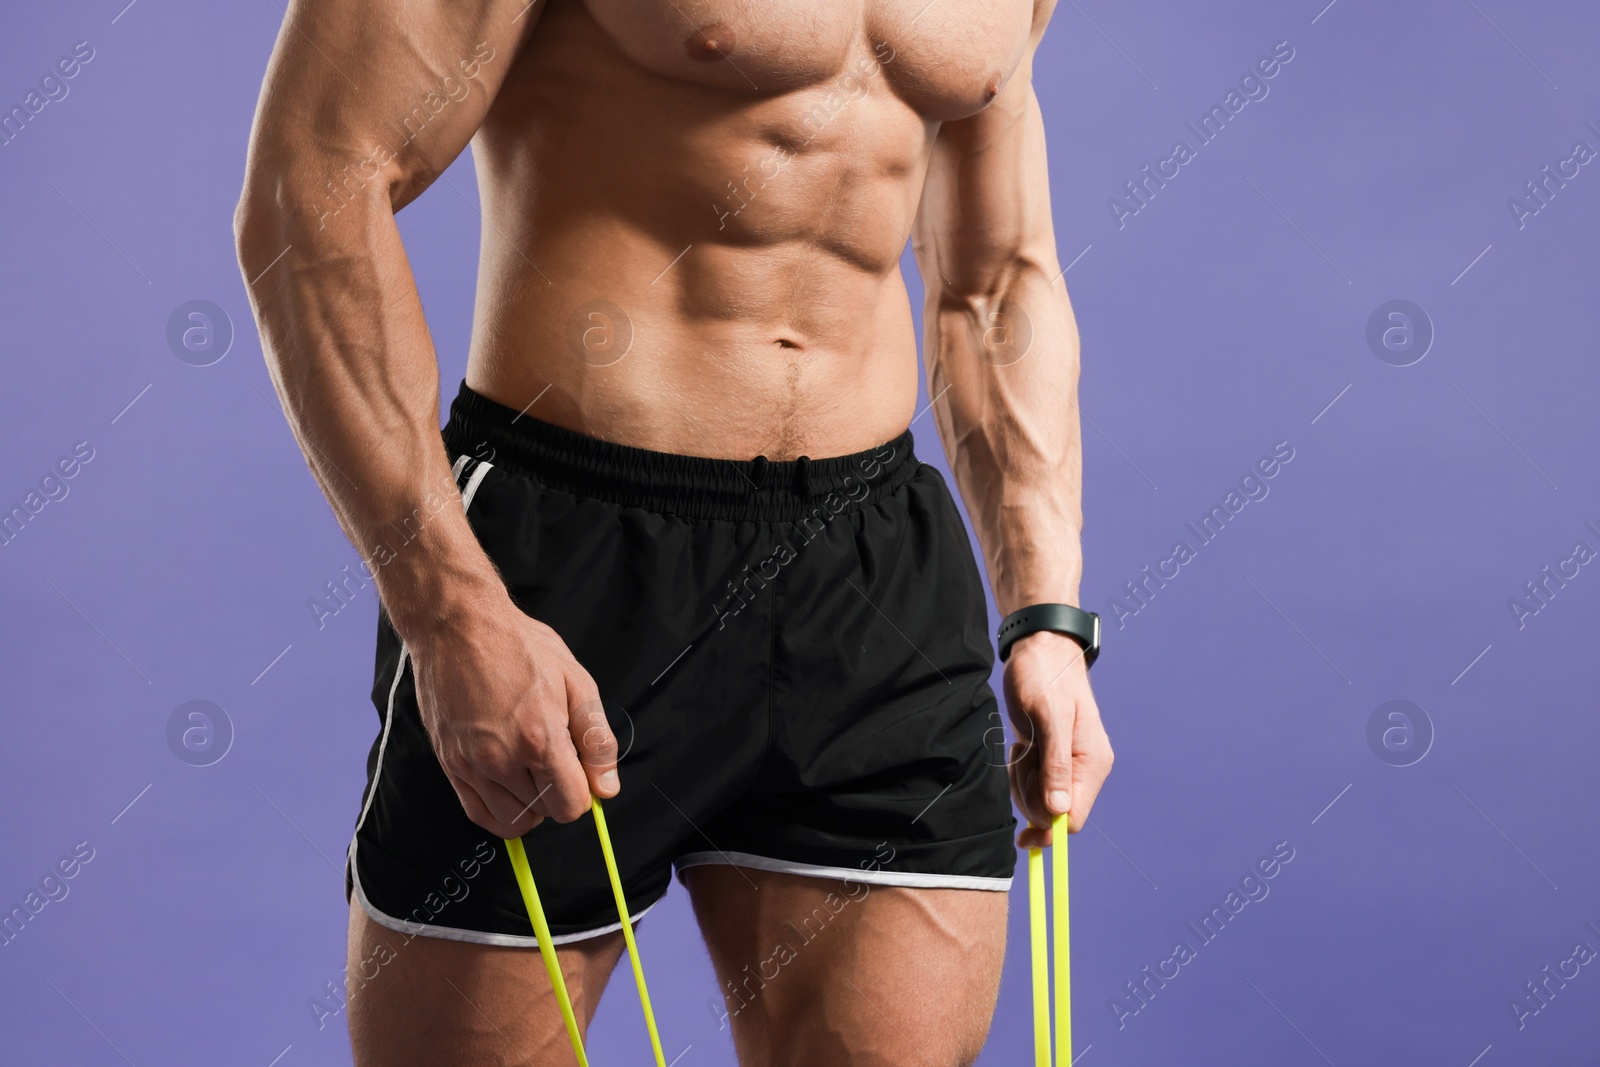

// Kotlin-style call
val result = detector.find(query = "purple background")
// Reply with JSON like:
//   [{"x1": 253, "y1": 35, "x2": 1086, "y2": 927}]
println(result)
[{"x1": 3, "y1": 2, "x2": 1598, "y2": 1064}]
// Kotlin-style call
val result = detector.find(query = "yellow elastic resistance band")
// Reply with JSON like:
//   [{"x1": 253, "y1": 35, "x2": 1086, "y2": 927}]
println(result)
[
  {"x1": 590, "y1": 796, "x2": 667, "y2": 1067},
  {"x1": 506, "y1": 796, "x2": 667, "y2": 1067},
  {"x1": 504, "y1": 835, "x2": 590, "y2": 1066},
  {"x1": 1053, "y1": 811, "x2": 1072, "y2": 1066},
  {"x1": 1028, "y1": 846, "x2": 1051, "y2": 1067},
  {"x1": 1029, "y1": 812, "x2": 1073, "y2": 1067}
]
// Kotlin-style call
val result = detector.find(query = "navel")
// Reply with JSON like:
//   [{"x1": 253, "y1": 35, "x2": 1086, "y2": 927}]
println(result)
[{"x1": 686, "y1": 23, "x2": 737, "y2": 62}]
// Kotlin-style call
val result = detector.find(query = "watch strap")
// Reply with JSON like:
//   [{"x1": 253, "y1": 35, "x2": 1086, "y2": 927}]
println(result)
[{"x1": 997, "y1": 603, "x2": 1101, "y2": 666}]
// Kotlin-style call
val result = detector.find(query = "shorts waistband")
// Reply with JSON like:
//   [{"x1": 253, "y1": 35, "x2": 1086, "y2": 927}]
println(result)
[{"x1": 442, "y1": 381, "x2": 920, "y2": 522}]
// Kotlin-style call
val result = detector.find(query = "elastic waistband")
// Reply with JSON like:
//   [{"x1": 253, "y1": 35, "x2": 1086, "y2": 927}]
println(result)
[{"x1": 442, "y1": 382, "x2": 920, "y2": 522}]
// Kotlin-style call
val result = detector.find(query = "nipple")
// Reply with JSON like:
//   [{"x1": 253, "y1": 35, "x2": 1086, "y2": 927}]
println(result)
[{"x1": 686, "y1": 23, "x2": 736, "y2": 62}]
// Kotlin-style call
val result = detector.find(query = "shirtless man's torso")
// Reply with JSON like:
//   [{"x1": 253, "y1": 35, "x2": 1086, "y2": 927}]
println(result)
[{"x1": 237, "y1": 0, "x2": 1112, "y2": 1062}]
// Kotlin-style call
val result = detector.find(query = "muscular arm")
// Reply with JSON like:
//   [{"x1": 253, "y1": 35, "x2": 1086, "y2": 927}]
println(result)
[
  {"x1": 235, "y1": 0, "x2": 614, "y2": 835},
  {"x1": 913, "y1": 2, "x2": 1112, "y2": 843},
  {"x1": 236, "y1": 0, "x2": 524, "y2": 640}
]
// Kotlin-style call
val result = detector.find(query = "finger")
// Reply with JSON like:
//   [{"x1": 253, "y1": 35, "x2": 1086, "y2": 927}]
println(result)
[
  {"x1": 1066, "y1": 731, "x2": 1114, "y2": 834},
  {"x1": 478, "y1": 777, "x2": 548, "y2": 837},
  {"x1": 566, "y1": 681, "x2": 620, "y2": 799},
  {"x1": 512, "y1": 765, "x2": 557, "y2": 821},
  {"x1": 498, "y1": 768, "x2": 559, "y2": 826},
  {"x1": 1015, "y1": 761, "x2": 1053, "y2": 848},
  {"x1": 1017, "y1": 823, "x2": 1053, "y2": 850},
  {"x1": 522, "y1": 718, "x2": 594, "y2": 824},
  {"x1": 1007, "y1": 742, "x2": 1041, "y2": 822},
  {"x1": 476, "y1": 750, "x2": 553, "y2": 824},
  {"x1": 448, "y1": 773, "x2": 541, "y2": 839},
  {"x1": 1032, "y1": 699, "x2": 1075, "y2": 820},
  {"x1": 1010, "y1": 758, "x2": 1056, "y2": 849}
]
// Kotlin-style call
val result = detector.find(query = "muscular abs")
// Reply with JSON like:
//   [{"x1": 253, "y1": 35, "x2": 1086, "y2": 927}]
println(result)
[{"x1": 465, "y1": 0, "x2": 1034, "y2": 460}]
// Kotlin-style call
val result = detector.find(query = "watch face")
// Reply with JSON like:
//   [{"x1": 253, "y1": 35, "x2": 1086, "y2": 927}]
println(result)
[{"x1": 1090, "y1": 612, "x2": 1102, "y2": 651}]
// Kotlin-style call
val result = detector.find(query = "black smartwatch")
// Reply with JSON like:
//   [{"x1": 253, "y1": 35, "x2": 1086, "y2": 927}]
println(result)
[{"x1": 997, "y1": 603, "x2": 1101, "y2": 667}]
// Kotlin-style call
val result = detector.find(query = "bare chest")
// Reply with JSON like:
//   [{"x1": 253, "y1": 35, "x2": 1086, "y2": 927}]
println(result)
[{"x1": 578, "y1": 0, "x2": 1036, "y2": 121}]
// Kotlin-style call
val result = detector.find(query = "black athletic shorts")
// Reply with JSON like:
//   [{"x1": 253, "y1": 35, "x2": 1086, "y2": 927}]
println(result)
[{"x1": 345, "y1": 381, "x2": 1017, "y2": 945}]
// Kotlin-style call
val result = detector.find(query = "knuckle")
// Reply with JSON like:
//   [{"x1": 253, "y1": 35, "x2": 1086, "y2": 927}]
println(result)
[
  {"x1": 518, "y1": 727, "x2": 555, "y2": 764},
  {"x1": 550, "y1": 797, "x2": 589, "y2": 824},
  {"x1": 567, "y1": 679, "x2": 600, "y2": 710},
  {"x1": 581, "y1": 725, "x2": 618, "y2": 759},
  {"x1": 475, "y1": 750, "x2": 517, "y2": 780}
]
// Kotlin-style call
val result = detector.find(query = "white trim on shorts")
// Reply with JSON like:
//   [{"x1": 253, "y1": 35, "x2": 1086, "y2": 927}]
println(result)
[
  {"x1": 460, "y1": 459, "x2": 493, "y2": 510},
  {"x1": 347, "y1": 837, "x2": 665, "y2": 947},
  {"x1": 352, "y1": 644, "x2": 408, "y2": 836},
  {"x1": 672, "y1": 850, "x2": 1014, "y2": 891}
]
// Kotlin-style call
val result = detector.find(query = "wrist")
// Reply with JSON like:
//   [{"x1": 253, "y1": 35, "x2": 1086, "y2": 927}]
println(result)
[
  {"x1": 374, "y1": 527, "x2": 510, "y2": 647},
  {"x1": 388, "y1": 575, "x2": 509, "y2": 650},
  {"x1": 996, "y1": 601, "x2": 1100, "y2": 667},
  {"x1": 1008, "y1": 629, "x2": 1086, "y2": 663}
]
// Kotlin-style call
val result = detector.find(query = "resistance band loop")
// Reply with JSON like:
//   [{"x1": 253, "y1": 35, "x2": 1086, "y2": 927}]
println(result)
[
  {"x1": 504, "y1": 836, "x2": 590, "y2": 1067},
  {"x1": 591, "y1": 796, "x2": 667, "y2": 1067},
  {"x1": 1053, "y1": 812, "x2": 1072, "y2": 1066},
  {"x1": 1031, "y1": 813, "x2": 1074, "y2": 1067},
  {"x1": 1029, "y1": 846, "x2": 1051, "y2": 1067}
]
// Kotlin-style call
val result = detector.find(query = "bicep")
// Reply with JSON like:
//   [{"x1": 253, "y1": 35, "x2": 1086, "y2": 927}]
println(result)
[{"x1": 243, "y1": 0, "x2": 538, "y2": 209}]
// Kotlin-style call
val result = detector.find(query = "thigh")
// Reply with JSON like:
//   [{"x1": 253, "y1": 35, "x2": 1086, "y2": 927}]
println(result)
[
  {"x1": 345, "y1": 899, "x2": 626, "y2": 1067},
  {"x1": 683, "y1": 865, "x2": 1009, "y2": 1067}
]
